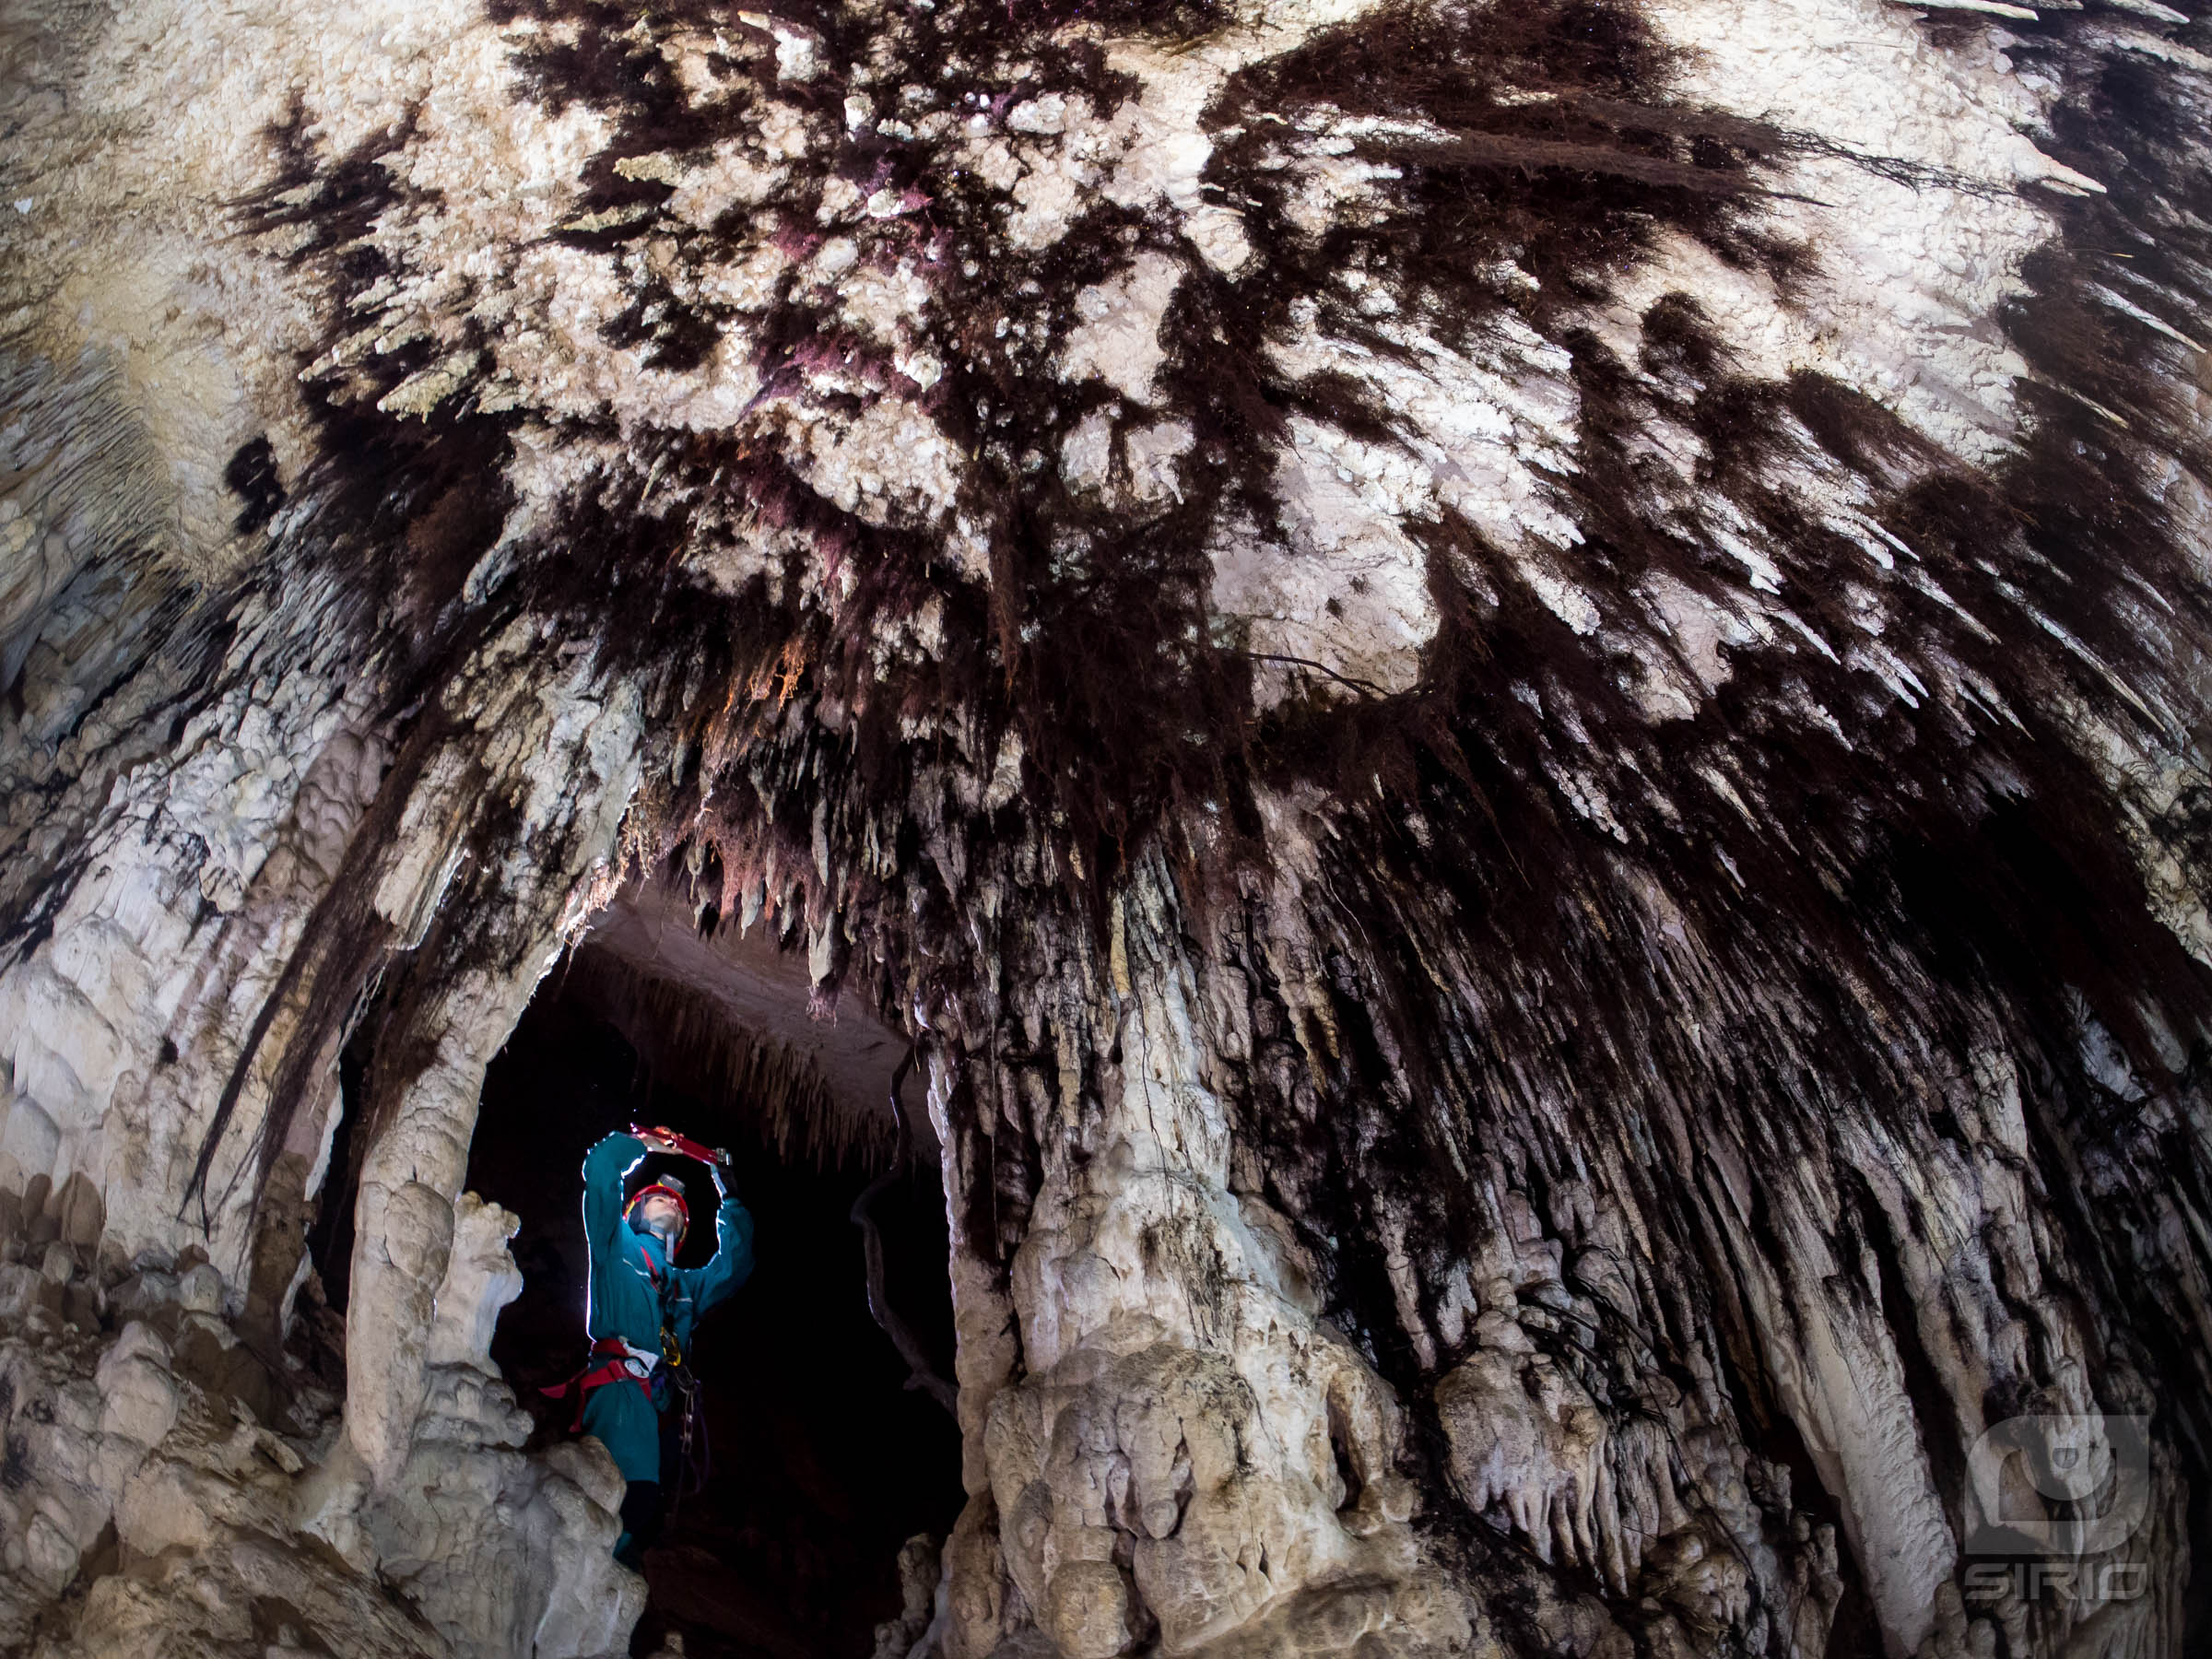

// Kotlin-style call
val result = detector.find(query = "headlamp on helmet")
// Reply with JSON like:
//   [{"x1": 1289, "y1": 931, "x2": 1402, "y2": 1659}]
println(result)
[{"x1": 625, "y1": 1177, "x2": 690, "y2": 1247}]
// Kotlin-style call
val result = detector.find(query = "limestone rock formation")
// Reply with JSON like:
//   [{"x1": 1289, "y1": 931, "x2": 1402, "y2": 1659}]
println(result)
[
  {"x1": 0, "y1": 1205, "x2": 638, "y2": 1657},
  {"x1": 2, "y1": 0, "x2": 2210, "y2": 1650}
]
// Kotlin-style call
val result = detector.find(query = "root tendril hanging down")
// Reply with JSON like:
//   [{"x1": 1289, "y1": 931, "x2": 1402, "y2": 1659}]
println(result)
[{"x1": 851, "y1": 1044, "x2": 958, "y2": 1416}]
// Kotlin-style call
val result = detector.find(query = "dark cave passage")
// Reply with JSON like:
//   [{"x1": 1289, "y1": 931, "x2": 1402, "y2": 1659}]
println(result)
[{"x1": 461, "y1": 930, "x2": 964, "y2": 1659}]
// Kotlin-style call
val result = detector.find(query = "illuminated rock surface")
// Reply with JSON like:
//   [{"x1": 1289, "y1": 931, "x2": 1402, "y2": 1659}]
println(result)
[{"x1": 1, "y1": 0, "x2": 2210, "y2": 1650}]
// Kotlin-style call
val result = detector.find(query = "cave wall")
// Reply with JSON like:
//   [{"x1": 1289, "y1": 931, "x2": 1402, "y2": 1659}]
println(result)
[{"x1": 3, "y1": 0, "x2": 2212, "y2": 1652}]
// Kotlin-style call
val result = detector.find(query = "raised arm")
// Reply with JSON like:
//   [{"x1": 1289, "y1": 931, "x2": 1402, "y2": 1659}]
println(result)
[
  {"x1": 688, "y1": 1165, "x2": 756, "y2": 1313},
  {"x1": 581, "y1": 1130, "x2": 648, "y2": 1256}
]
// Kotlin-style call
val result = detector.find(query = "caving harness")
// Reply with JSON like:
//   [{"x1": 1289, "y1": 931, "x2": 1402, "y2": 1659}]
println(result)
[
  {"x1": 543, "y1": 1334, "x2": 664, "y2": 1428},
  {"x1": 544, "y1": 1230, "x2": 692, "y2": 1419}
]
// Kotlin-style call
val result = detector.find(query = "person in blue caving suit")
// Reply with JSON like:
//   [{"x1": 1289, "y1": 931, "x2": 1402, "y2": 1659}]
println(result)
[{"x1": 566, "y1": 1124, "x2": 755, "y2": 1567}]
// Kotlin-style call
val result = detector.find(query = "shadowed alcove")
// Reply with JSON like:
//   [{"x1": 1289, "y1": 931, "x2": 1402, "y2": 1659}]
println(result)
[{"x1": 468, "y1": 879, "x2": 961, "y2": 1656}]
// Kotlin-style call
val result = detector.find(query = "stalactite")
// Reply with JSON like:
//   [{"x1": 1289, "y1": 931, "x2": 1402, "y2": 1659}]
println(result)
[{"x1": 557, "y1": 945, "x2": 889, "y2": 1170}]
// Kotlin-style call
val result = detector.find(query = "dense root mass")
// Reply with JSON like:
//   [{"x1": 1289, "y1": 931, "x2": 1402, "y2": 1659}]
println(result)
[{"x1": 2, "y1": 0, "x2": 2211, "y2": 1651}]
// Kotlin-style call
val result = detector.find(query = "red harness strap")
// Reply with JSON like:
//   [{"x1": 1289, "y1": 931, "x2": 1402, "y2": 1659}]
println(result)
[{"x1": 541, "y1": 1336, "x2": 653, "y2": 1431}]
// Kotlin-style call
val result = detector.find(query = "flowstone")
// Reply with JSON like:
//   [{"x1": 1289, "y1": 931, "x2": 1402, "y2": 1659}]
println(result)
[{"x1": 0, "y1": 1194, "x2": 636, "y2": 1657}]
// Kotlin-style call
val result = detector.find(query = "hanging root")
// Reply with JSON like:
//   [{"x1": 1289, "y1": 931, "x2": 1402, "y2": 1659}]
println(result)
[{"x1": 851, "y1": 1045, "x2": 957, "y2": 1416}]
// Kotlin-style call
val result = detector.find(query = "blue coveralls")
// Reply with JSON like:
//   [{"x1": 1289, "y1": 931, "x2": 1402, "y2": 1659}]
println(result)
[{"x1": 579, "y1": 1131, "x2": 755, "y2": 1484}]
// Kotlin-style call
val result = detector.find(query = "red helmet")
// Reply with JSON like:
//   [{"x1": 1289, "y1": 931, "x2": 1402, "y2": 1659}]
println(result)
[{"x1": 625, "y1": 1179, "x2": 689, "y2": 1246}]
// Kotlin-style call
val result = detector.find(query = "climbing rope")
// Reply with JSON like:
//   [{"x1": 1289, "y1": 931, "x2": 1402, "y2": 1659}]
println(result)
[{"x1": 665, "y1": 1366, "x2": 712, "y2": 1518}]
